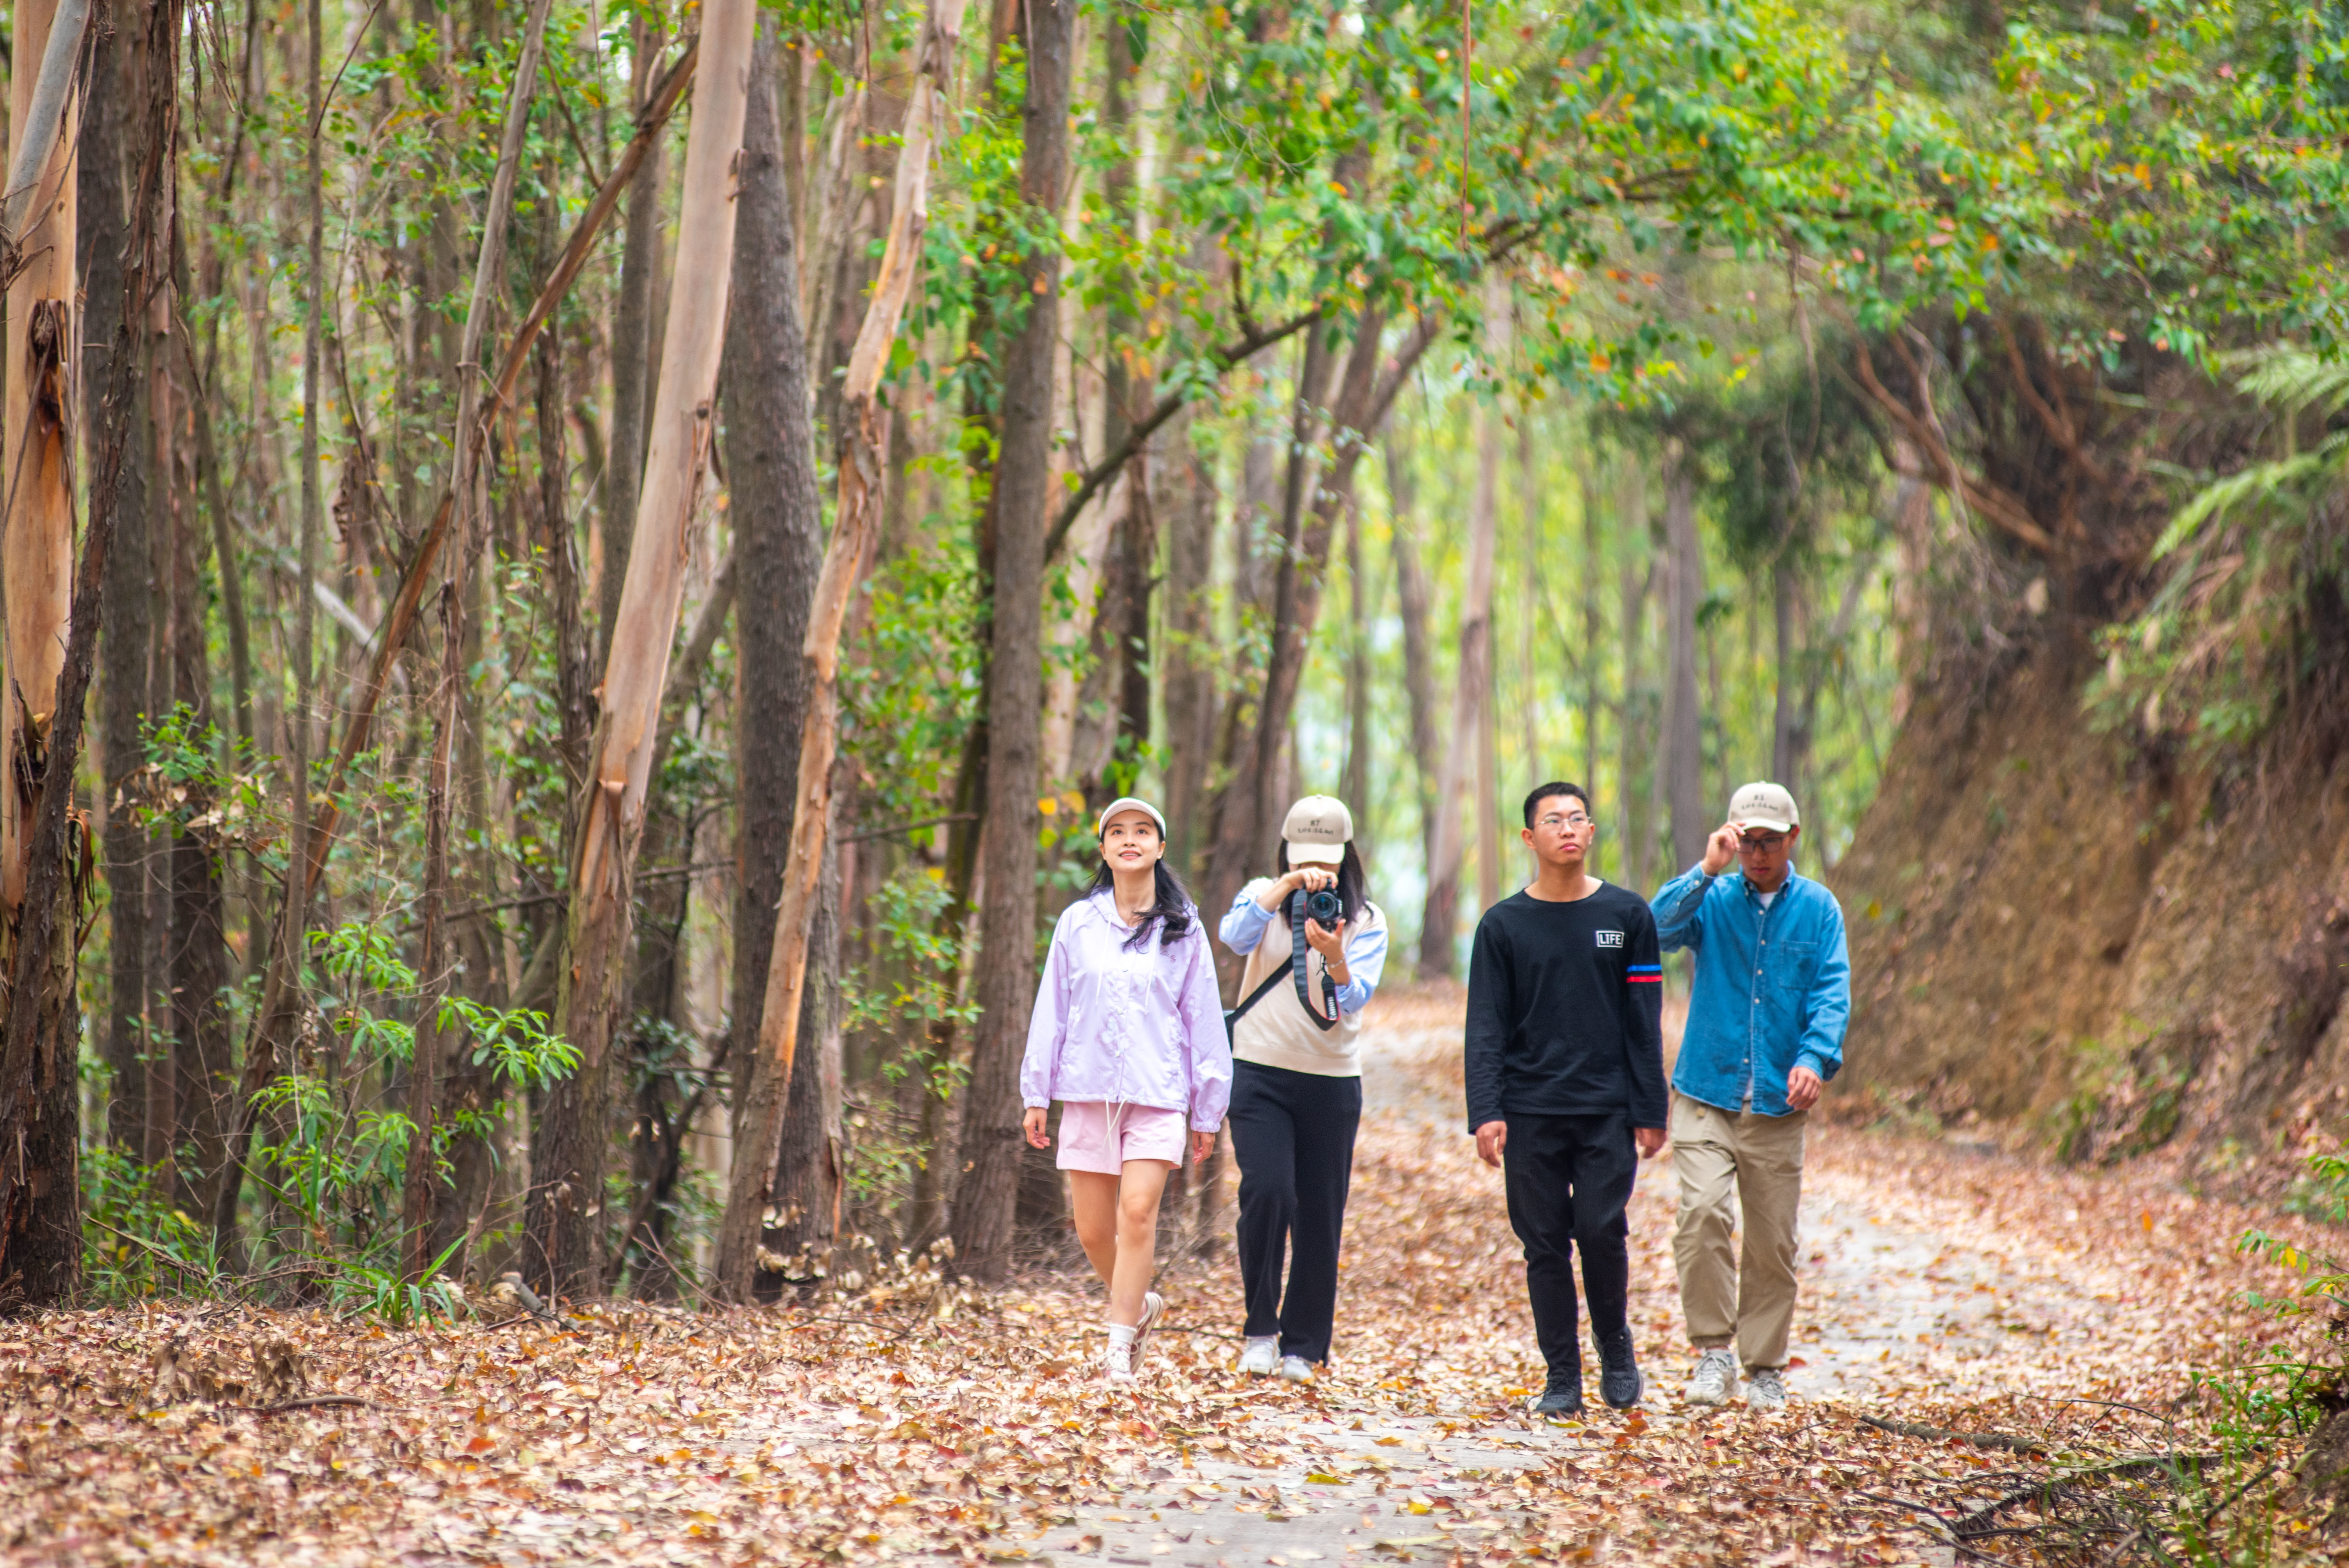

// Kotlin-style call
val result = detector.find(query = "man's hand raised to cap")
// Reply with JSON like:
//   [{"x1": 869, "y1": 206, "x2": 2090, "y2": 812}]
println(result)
[{"x1": 1700, "y1": 821, "x2": 1741, "y2": 876}]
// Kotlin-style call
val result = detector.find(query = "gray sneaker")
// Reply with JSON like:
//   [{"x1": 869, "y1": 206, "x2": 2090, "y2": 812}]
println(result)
[
  {"x1": 1238, "y1": 1336, "x2": 1279, "y2": 1376},
  {"x1": 1684, "y1": 1347, "x2": 1738, "y2": 1407},
  {"x1": 1745, "y1": 1366, "x2": 1788, "y2": 1411},
  {"x1": 1278, "y1": 1355, "x2": 1315, "y2": 1384}
]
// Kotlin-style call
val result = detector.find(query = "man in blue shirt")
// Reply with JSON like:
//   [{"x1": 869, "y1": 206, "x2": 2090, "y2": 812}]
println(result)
[{"x1": 1652, "y1": 781, "x2": 1850, "y2": 1411}]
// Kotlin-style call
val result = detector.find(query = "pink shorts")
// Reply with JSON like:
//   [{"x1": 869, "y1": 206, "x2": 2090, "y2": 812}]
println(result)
[{"x1": 1054, "y1": 1101, "x2": 1188, "y2": 1174}]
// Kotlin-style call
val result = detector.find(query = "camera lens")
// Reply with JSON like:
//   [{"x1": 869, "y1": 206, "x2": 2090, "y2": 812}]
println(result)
[{"x1": 1306, "y1": 888, "x2": 1343, "y2": 924}]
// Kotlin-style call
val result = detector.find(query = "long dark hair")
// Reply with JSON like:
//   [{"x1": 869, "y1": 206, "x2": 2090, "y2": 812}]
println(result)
[
  {"x1": 1278, "y1": 841, "x2": 1369, "y2": 925},
  {"x1": 1087, "y1": 855, "x2": 1196, "y2": 949}
]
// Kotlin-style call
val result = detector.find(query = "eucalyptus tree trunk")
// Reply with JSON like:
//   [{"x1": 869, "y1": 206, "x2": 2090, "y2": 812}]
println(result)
[
  {"x1": 1421, "y1": 381, "x2": 1502, "y2": 977},
  {"x1": 402, "y1": 0, "x2": 557, "y2": 1285},
  {"x1": 601, "y1": 14, "x2": 666, "y2": 657},
  {"x1": 1340, "y1": 495, "x2": 1372, "y2": 847},
  {"x1": 714, "y1": 14, "x2": 826, "y2": 1299},
  {"x1": 719, "y1": 0, "x2": 970, "y2": 1301},
  {"x1": 530, "y1": 0, "x2": 757, "y2": 1302},
  {"x1": 0, "y1": 0, "x2": 131, "y2": 1309},
  {"x1": 1387, "y1": 434, "x2": 1441, "y2": 887},
  {"x1": 1204, "y1": 309, "x2": 1435, "y2": 986},
  {"x1": 83, "y1": 18, "x2": 158, "y2": 1166},
  {"x1": 1660, "y1": 442, "x2": 1707, "y2": 872},
  {"x1": 1159, "y1": 407, "x2": 1217, "y2": 876},
  {"x1": 947, "y1": 0, "x2": 1078, "y2": 1286}
]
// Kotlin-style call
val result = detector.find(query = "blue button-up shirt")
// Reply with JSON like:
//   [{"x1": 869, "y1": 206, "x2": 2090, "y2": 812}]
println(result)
[{"x1": 1652, "y1": 864, "x2": 1850, "y2": 1117}]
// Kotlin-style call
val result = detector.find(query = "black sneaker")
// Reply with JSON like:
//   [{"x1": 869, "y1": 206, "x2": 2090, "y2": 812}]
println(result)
[
  {"x1": 1529, "y1": 1370, "x2": 1584, "y2": 1415},
  {"x1": 1596, "y1": 1326, "x2": 1643, "y2": 1410}
]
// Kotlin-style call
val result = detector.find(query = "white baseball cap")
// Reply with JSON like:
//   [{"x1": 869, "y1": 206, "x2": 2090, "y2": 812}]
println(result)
[
  {"x1": 1095, "y1": 796, "x2": 1167, "y2": 837},
  {"x1": 1727, "y1": 781, "x2": 1800, "y2": 834},
  {"x1": 1281, "y1": 795, "x2": 1354, "y2": 866}
]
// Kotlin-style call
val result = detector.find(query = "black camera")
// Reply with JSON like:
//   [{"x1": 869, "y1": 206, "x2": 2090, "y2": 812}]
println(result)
[{"x1": 1305, "y1": 887, "x2": 1343, "y2": 926}]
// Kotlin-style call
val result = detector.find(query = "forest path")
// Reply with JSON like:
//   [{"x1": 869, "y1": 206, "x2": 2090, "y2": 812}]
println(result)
[
  {"x1": 1015, "y1": 996, "x2": 2138, "y2": 1568},
  {"x1": 0, "y1": 994, "x2": 2309, "y2": 1568}
]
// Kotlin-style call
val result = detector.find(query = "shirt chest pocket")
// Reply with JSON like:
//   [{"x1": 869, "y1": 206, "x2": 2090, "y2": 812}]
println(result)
[{"x1": 1772, "y1": 939, "x2": 1818, "y2": 993}]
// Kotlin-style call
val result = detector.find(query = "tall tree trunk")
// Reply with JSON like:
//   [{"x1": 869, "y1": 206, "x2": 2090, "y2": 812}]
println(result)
[
  {"x1": 1771, "y1": 558, "x2": 1801, "y2": 785},
  {"x1": 1660, "y1": 442, "x2": 1707, "y2": 872},
  {"x1": 83, "y1": 17, "x2": 158, "y2": 1167},
  {"x1": 1516, "y1": 412, "x2": 1540, "y2": 785},
  {"x1": 0, "y1": 0, "x2": 115, "y2": 1310},
  {"x1": 1580, "y1": 452, "x2": 1603, "y2": 798},
  {"x1": 530, "y1": 0, "x2": 757, "y2": 1302},
  {"x1": 600, "y1": 14, "x2": 666, "y2": 656},
  {"x1": 1619, "y1": 549, "x2": 1655, "y2": 895},
  {"x1": 1420, "y1": 376, "x2": 1501, "y2": 978},
  {"x1": 1159, "y1": 408, "x2": 1217, "y2": 877},
  {"x1": 404, "y1": 0, "x2": 557, "y2": 1284},
  {"x1": 1340, "y1": 494, "x2": 1372, "y2": 845},
  {"x1": 1204, "y1": 311, "x2": 1435, "y2": 989},
  {"x1": 720, "y1": 0, "x2": 968, "y2": 1300},
  {"x1": 714, "y1": 13, "x2": 826, "y2": 1299},
  {"x1": 209, "y1": 42, "x2": 699, "y2": 1256},
  {"x1": 164, "y1": 346, "x2": 232, "y2": 1240},
  {"x1": 1387, "y1": 434, "x2": 1441, "y2": 885},
  {"x1": 947, "y1": 0, "x2": 1077, "y2": 1286}
]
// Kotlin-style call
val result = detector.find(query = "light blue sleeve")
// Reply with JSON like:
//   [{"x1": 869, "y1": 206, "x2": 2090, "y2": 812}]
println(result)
[
  {"x1": 1795, "y1": 895, "x2": 1851, "y2": 1082},
  {"x1": 1219, "y1": 886, "x2": 1276, "y2": 953},
  {"x1": 1335, "y1": 918, "x2": 1389, "y2": 1015},
  {"x1": 1652, "y1": 865, "x2": 1714, "y2": 953}
]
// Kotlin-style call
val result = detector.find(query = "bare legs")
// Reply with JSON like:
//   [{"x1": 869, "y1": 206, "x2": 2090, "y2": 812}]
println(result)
[{"x1": 1067, "y1": 1159, "x2": 1173, "y2": 1326}]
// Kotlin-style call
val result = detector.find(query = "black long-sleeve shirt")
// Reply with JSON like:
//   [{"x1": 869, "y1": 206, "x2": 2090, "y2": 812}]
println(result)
[{"x1": 1463, "y1": 882, "x2": 1667, "y2": 1131}]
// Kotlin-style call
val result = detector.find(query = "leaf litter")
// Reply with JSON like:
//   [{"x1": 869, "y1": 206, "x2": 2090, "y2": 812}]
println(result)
[{"x1": 0, "y1": 994, "x2": 2330, "y2": 1565}]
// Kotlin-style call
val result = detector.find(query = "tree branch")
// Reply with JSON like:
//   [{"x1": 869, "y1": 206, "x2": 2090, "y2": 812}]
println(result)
[{"x1": 1044, "y1": 309, "x2": 1318, "y2": 562}]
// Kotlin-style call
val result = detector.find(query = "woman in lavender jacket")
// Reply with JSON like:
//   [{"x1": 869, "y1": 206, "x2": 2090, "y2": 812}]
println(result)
[{"x1": 1021, "y1": 796, "x2": 1231, "y2": 1385}]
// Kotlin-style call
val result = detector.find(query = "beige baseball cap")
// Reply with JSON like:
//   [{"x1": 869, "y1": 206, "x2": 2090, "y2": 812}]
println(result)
[
  {"x1": 1727, "y1": 781, "x2": 1800, "y2": 834},
  {"x1": 1281, "y1": 795, "x2": 1354, "y2": 866}
]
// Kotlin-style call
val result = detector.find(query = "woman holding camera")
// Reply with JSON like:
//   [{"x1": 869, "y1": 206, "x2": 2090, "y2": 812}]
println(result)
[
  {"x1": 1022, "y1": 797, "x2": 1229, "y2": 1385},
  {"x1": 1218, "y1": 795, "x2": 1390, "y2": 1382}
]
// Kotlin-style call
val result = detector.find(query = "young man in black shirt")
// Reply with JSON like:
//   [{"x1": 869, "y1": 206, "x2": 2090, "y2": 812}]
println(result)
[{"x1": 1465, "y1": 782, "x2": 1667, "y2": 1415}]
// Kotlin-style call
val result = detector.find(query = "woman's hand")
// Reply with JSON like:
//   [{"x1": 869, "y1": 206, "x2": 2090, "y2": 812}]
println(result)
[
  {"x1": 1191, "y1": 1129, "x2": 1217, "y2": 1166},
  {"x1": 1303, "y1": 915, "x2": 1349, "y2": 969},
  {"x1": 1022, "y1": 1107, "x2": 1050, "y2": 1149},
  {"x1": 1254, "y1": 864, "x2": 1338, "y2": 911}
]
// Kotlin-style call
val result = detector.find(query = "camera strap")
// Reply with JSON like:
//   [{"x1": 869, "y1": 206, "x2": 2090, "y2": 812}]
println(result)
[
  {"x1": 1286, "y1": 893, "x2": 1342, "y2": 1033},
  {"x1": 1224, "y1": 960, "x2": 1290, "y2": 1043}
]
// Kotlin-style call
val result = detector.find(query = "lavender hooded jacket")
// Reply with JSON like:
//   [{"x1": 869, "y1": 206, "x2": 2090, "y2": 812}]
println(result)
[{"x1": 1019, "y1": 889, "x2": 1233, "y2": 1133}]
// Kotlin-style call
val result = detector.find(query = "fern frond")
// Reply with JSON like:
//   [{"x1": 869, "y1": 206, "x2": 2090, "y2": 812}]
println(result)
[
  {"x1": 2152, "y1": 435, "x2": 2346, "y2": 560},
  {"x1": 2228, "y1": 343, "x2": 2349, "y2": 416}
]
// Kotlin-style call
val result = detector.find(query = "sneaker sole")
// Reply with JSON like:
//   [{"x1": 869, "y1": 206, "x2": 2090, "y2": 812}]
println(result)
[{"x1": 1682, "y1": 1386, "x2": 1735, "y2": 1407}]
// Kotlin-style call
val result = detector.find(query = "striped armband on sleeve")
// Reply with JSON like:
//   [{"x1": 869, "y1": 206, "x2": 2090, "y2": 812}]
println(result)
[{"x1": 1627, "y1": 964, "x2": 1663, "y2": 984}]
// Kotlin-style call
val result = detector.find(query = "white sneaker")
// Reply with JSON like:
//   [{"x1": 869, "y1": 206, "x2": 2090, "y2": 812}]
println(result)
[
  {"x1": 1745, "y1": 1366, "x2": 1788, "y2": 1411},
  {"x1": 1239, "y1": 1336, "x2": 1279, "y2": 1375},
  {"x1": 1105, "y1": 1340, "x2": 1136, "y2": 1385},
  {"x1": 1278, "y1": 1355, "x2": 1314, "y2": 1384},
  {"x1": 1130, "y1": 1292, "x2": 1164, "y2": 1371},
  {"x1": 1684, "y1": 1347, "x2": 1737, "y2": 1407}
]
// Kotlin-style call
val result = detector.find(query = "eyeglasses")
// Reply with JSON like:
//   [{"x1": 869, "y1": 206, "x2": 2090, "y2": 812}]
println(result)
[
  {"x1": 1737, "y1": 834, "x2": 1786, "y2": 854},
  {"x1": 1536, "y1": 814, "x2": 1594, "y2": 830}
]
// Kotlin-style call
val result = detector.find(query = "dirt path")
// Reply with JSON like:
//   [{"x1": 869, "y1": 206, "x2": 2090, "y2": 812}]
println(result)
[
  {"x1": 0, "y1": 993, "x2": 2317, "y2": 1566},
  {"x1": 1024, "y1": 1001, "x2": 2215, "y2": 1568}
]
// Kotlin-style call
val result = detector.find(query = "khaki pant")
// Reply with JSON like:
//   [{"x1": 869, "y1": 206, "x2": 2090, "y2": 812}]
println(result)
[{"x1": 1670, "y1": 1093, "x2": 1807, "y2": 1373}]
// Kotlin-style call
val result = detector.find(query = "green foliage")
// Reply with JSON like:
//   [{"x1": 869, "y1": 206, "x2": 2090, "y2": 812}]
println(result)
[{"x1": 2091, "y1": 344, "x2": 2349, "y2": 757}]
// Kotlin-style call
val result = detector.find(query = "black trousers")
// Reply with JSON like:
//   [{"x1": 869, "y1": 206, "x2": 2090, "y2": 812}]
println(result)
[
  {"x1": 1229, "y1": 1060, "x2": 1362, "y2": 1363},
  {"x1": 1502, "y1": 1111, "x2": 1636, "y2": 1380}
]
